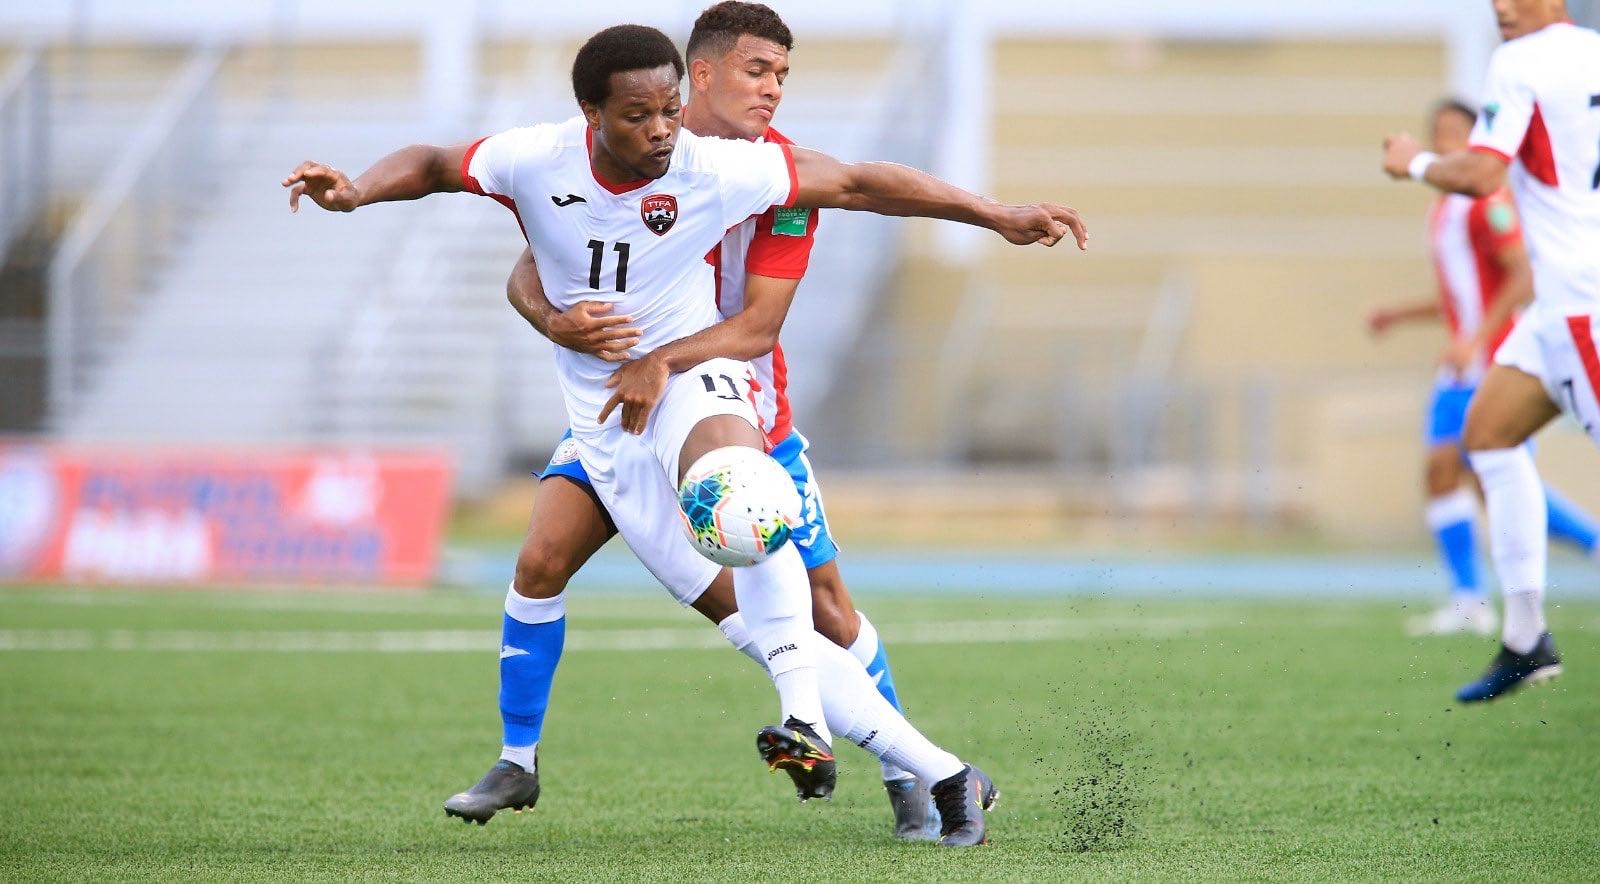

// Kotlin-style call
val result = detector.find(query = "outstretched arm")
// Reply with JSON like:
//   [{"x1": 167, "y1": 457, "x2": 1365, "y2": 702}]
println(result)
[
  {"x1": 1367, "y1": 299, "x2": 1441, "y2": 336},
  {"x1": 1381, "y1": 135, "x2": 1507, "y2": 198},
  {"x1": 788, "y1": 147, "x2": 1088, "y2": 249},
  {"x1": 283, "y1": 143, "x2": 473, "y2": 212},
  {"x1": 507, "y1": 247, "x2": 641, "y2": 361}
]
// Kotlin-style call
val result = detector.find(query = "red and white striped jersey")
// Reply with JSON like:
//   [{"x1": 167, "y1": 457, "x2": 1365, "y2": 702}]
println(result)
[
  {"x1": 1468, "y1": 21, "x2": 1600, "y2": 317},
  {"x1": 1428, "y1": 188, "x2": 1523, "y2": 378},
  {"x1": 708, "y1": 127, "x2": 820, "y2": 446}
]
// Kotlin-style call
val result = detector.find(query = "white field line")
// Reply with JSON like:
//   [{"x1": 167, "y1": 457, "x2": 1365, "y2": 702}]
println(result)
[
  {"x1": 0, "y1": 616, "x2": 1214, "y2": 653},
  {"x1": 0, "y1": 590, "x2": 680, "y2": 621}
]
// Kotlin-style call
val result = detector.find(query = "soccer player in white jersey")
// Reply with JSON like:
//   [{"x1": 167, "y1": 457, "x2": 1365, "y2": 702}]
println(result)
[
  {"x1": 284, "y1": 23, "x2": 1084, "y2": 843},
  {"x1": 460, "y1": 3, "x2": 945, "y2": 841},
  {"x1": 1383, "y1": 0, "x2": 1600, "y2": 701},
  {"x1": 1370, "y1": 98, "x2": 1600, "y2": 637}
]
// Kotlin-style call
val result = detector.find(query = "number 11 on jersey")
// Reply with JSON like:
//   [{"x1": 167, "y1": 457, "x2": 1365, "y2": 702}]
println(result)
[{"x1": 587, "y1": 239, "x2": 631, "y2": 291}]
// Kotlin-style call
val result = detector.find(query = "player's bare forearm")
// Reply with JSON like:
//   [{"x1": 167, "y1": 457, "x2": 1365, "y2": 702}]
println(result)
[
  {"x1": 349, "y1": 144, "x2": 469, "y2": 205},
  {"x1": 1382, "y1": 134, "x2": 1506, "y2": 199},
  {"x1": 652, "y1": 275, "x2": 798, "y2": 372},
  {"x1": 1368, "y1": 299, "x2": 1439, "y2": 336},
  {"x1": 507, "y1": 248, "x2": 556, "y2": 338},
  {"x1": 1422, "y1": 152, "x2": 1506, "y2": 199},
  {"x1": 284, "y1": 143, "x2": 470, "y2": 213},
  {"x1": 789, "y1": 148, "x2": 1086, "y2": 248}
]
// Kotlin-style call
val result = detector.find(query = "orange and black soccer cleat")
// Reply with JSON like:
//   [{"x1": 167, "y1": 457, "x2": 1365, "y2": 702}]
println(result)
[{"x1": 756, "y1": 717, "x2": 837, "y2": 802}]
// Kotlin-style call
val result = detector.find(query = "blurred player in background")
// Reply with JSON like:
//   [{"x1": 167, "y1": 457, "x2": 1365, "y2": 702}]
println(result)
[
  {"x1": 1384, "y1": 0, "x2": 1600, "y2": 701},
  {"x1": 458, "y1": 2, "x2": 941, "y2": 840},
  {"x1": 1369, "y1": 98, "x2": 1600, "y2": 637},
  {"x1": 285, "y1": 20, "x2": 1083, "y2": 844}
]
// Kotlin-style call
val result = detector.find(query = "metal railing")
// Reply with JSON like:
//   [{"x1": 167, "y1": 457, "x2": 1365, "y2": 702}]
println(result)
[
  {"x1": 47, "y1": 46, "x2": 225, "y2": 425},
  {"x1": 0, "y1": 49, "x2": 48, "y2": 259}
]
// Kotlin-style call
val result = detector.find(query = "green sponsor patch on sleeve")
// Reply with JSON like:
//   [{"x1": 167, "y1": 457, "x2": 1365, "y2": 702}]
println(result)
[
  {"x1": 1488, "y1": 201, "x2": 1516, "y2": 234},
  {"x1": 772, "y1": 207, "x2": 810, "y2": 237}
]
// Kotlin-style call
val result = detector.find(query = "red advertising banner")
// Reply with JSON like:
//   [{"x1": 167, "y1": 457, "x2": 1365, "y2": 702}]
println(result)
[{"x1": 0, "y1": 443, "x2": 453, "y2": 586}]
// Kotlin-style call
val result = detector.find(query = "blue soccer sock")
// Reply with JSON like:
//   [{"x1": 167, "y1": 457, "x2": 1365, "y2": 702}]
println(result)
[
  {"x1": 847, "y1": 611, "x2": 915, "y2": 782},
  {"x1": 1544, "y1": 485, "x2": 1600, "y2": 557},
  {"x1": 1425, "y1": 489, "x2": 1481, "y2": 599},
  {"x1": 499, "y1": 585, "x2": 566, "y2": 771}
]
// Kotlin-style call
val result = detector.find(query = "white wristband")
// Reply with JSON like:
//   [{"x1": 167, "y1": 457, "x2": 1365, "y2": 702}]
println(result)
[{"x1": 1408, "y1": 151, "x2": 1439, "y2": 182}]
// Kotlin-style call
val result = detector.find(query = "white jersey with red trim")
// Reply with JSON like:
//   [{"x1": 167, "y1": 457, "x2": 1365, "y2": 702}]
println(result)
[
  {"x1": 1427, "y1": 188, "x2": 1523, "y2": 379},
  {"x1": 710, "y1": 126, "x2": 821, "y2": 445},
  {"x1": 1468, "y1": 21, "x2": 1600, "y2": 317},
  {"x1": 461, "y1": 116, "x2": 798, "y2": 438}
]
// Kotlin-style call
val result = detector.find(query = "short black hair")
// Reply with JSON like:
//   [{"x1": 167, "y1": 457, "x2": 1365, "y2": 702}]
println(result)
[
  {"x1": 1433, "y1": 98, "x2": 1477, "y2": 126},
  {"x1": 686, "y1": 2, "x2": 794, "y2": 62},
  {"x1": 571, "y1": 24, "x2": 685, "y2": 107}
]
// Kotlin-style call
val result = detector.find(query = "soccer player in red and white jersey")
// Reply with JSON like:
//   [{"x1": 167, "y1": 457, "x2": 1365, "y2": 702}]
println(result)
[
  {"x1": 1383, "y1": 0, "x2": 1600, "y2": 701},
  {"x1": 475, "y1": 3, "x2": 946, "y2": 841},
  {"x1": 1371, "y1": 99, "x2": 1600, "y2": 638},
  {"x1": 284, "y1": 18, "x2": 1085, "y2": 844}
]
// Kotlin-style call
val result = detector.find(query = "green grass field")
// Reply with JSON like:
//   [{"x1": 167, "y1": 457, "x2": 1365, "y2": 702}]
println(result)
[{"x1": 3, "y1": 585, "x2": 1598, "y2": 881}]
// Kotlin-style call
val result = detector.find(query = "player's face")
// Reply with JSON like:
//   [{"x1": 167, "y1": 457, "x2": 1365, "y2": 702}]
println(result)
[
  {"x1": 583, "y1": 65, "x2": 683, "y2": 181},
  {"x1": 695, "y1": 35, "x2": 789, "y2": 141},
  {"x1": 1491, "y1": 0, "x2": 1565, "y2": 41},
  {"x1": 1430, "y1": 110, "x2": 1473, "y2": 154}
]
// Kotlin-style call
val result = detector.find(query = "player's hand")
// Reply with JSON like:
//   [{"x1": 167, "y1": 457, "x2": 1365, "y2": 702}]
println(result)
[
  {"x1": 1367, "y1": 307, "x2": 1396, "y2": 336},
  {"x1": 283, "y1": 161, "x2": 362, "y2": 212},
  {"x1": 995, "y1": 203, "x2": 1088, "y2": 250},
  {"x1": 1382, "y1": 133, "x2": 1422, "y2": 180},
  {"x1": 1441, "y1": 335, "x2": 1477, "y2": 374},
  {"x1": 549, "y1": 301, "x2": 641, "y2": 362},
  {"x1": 598, "y1": 354, "x2": 670, "y2": 434}
]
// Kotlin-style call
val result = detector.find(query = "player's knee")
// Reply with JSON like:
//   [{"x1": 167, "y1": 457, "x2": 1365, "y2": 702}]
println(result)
[
  {"x1": 808, "y1": 574, "x2": 858, "y2": 648},
  {"x1": 1425, "y1": 449, "x2": 1463, "y2": 495},
  {"x1": 1461, "y1": 416, "x2": 1511, "y2": 453},
  {"x1": 513, "y1": 535, "x2": 579, "y2": 599}
]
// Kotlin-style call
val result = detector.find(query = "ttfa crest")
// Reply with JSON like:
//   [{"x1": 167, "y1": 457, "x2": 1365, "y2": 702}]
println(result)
[{"x1": 641, "y1": 194, "x2": 678, "y2": 235}]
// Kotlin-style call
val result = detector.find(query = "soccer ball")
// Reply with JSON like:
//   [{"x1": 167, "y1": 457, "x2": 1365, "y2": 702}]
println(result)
[{"x1": 677, "y1": 445, "x2": 801, "y2": 567}]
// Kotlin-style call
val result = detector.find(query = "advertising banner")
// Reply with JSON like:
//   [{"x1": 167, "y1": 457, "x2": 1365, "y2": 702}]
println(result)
[{"x1": 0, "y1": 443, "x2": 453, "y2": 586}]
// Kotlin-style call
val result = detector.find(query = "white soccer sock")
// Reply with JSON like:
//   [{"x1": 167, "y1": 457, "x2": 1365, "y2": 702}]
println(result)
[
  {"x1": 813, "y1": 638, "x2": 964, "y2": 786},
  {"x1": 717, "y1": 612, "x2": 767, "y2": 669},
  {"x1": 500, "y1": 744, "x2": 538, "y2": 771},
  {"x1": 846, "y1": 609, "x2": 879, "y2": 668},
  {"x1": 720, "y1": 610, "x2": 958, "y2": 783},
  {"x1": 733, "y1": 545, "x2": 830, "y2": 743},
  {"x1": 1468, "y1": 447, "x2": 1548, "y2": 653},
  {"x1": 847, "y1": 611, "x2": 912, "y2": 782}
]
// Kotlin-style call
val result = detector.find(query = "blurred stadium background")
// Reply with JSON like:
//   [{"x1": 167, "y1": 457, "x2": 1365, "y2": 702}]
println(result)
[
  {"x1": 2, "y1": 0, "x2": 1600, "y2": 582},
  {"x1": 7, "y1": 3, "x2": 1600, "y2": 878}
]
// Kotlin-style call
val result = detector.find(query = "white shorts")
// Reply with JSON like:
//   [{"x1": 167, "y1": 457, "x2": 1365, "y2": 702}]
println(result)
[
  {"x1": 571, "y1": 357, "x2": 761, "y2": 606},
  {"x1": 1495, "y1": 310, "x2": 1600, "y2": 445}
]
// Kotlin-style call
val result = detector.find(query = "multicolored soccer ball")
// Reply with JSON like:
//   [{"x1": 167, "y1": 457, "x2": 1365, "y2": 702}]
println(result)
[{"x1": 677, "y1": 445, "x2": 801, "y2": 567}]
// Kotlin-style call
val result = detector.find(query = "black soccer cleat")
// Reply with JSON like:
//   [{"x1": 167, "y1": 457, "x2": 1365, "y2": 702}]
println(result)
[
  {"x1": 756, "y1": 718, "x2": 837, "y2": 802},
  {"x1": 884, "y1": 777, "x2": 941, "y2": 841},
  {"x1": 1456, "y1": 632, "x2": 1563, "y2": 703},
  {"x1": 443, "y1": 758, "x2": 540, "y2": 825},
  {"x1": 931, "y1": 764, "x2": 999, "y2": 847}
]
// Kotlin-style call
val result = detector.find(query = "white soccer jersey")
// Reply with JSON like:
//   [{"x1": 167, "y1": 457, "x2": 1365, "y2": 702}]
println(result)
[
  {"x1": 1469, "y1": 21, "x2": 1600, "y2": 316},
  {"x1": 462, "y1": 116, "x2": 798, "y2": 438}
]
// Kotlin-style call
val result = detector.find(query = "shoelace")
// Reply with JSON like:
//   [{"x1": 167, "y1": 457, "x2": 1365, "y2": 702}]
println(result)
[{"x1": 930, "y1": 774, "x2": 970, "y2": 835}]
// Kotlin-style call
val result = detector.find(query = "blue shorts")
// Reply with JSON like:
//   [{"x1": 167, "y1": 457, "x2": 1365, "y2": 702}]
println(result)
[
  {"x1": 1426, "y1": 380, "x2": 1476, "y2": 448},
  {"x1": 538, "y1": 428, "x2": 840, "y2": 570}
]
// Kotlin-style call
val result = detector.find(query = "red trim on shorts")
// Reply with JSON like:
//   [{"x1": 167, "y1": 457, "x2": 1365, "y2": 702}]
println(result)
[{"x1": 1568, "y1": 316, "x2": 1600, "y2": 403}]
